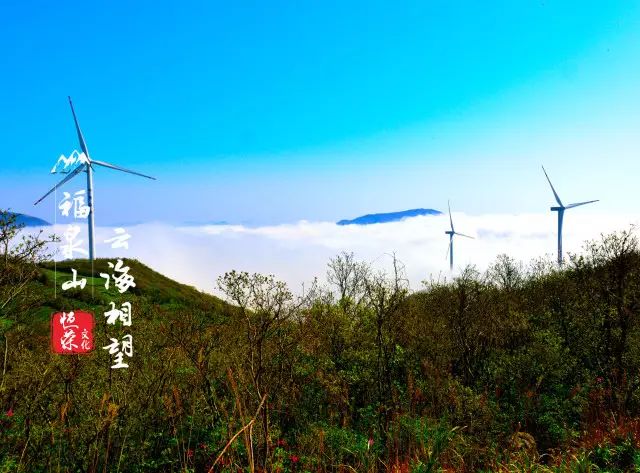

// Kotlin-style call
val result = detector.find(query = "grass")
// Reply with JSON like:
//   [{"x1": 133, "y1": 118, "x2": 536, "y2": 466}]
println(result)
[{"x1": 39, "y1": 258, "x2": 227, "y2": 311}]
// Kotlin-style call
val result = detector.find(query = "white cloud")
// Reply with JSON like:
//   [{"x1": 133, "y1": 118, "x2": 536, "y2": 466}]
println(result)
[{"x1": 42, "y1": 212, "x2": 640, "y2": 295}]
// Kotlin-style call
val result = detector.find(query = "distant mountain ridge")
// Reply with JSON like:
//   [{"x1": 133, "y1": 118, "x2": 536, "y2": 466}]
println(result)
[
  {"x1": 5, "y1": 210, "x2": 442, "y2": 228},
  {"x1": 6, "y1": 212, "x2": 51, "y2": 227},
  {"x1": 337, "y1": 208, "x2": 442, "y2": 226}
]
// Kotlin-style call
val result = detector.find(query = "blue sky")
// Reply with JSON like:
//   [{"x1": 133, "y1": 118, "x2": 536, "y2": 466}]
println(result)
[{"x1": 1, "y1": 1, "x2": 640, "y2": 225}]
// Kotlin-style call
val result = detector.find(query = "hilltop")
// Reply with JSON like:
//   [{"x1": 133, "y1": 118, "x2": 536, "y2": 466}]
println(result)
[{"x1": 27, "y1": 258, "x2": 228, "y2": 331}]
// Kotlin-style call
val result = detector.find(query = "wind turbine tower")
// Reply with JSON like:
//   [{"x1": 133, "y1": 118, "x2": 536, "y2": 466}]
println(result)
[
  {"x1": 35, "y1": 97, "x2": 156, "y2": 262},
  {"x1": 542, "y1": 165, "x2": 598, "y2": 265},
  {"x1": 445, "y1": 201, "x2": 474, "y2": 271}
]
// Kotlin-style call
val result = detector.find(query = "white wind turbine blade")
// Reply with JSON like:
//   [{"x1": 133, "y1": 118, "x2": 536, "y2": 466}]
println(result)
[
  {"x1": 68, "y1": 97, "x2": 90, "y2": 157},
  {"x1": 542, "y1": 166, "x2": 563, "y2": 207},
  {"x1": 454, "y1": 232, "x2": 474, "y2": 239},
  {"x1": 448, "y1": 200, "x2": 454, "y2": 232},
  {"x1": 91, "y1": 159, "x2": 156, "y2": 180},
  {"x1": 565, "y1": 200, "x2": 599, "y2": 209},
  {"x1": 34, "y1": 164, "x2": 86, "y2": 205}
]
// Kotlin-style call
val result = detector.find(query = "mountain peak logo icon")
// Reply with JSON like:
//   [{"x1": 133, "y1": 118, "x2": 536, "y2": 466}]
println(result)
[{"x1": 51, "y1": 150, "x2": 89, "y2": 174}]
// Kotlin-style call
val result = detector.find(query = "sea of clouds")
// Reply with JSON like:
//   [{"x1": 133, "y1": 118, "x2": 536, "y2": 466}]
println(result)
[{"x1": 41, "y1": 212, "x2": 640, "y2": 295}]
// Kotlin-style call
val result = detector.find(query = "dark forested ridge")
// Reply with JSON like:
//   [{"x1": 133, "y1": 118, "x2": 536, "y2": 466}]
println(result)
[{"x1": 2, "y1": 209, "x2": 640, "y2": 472}]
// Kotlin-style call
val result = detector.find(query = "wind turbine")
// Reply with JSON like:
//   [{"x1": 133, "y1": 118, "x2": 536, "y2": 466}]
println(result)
[
  {"x1": 34, "y1": 97, "x2": 155, "y2": 262},
  {"x1": 445, "y1": 201, "x2": 473, "y2": 271},
  {"x1": 542, "y1": 165, "x2": 598, "y2": 265}
]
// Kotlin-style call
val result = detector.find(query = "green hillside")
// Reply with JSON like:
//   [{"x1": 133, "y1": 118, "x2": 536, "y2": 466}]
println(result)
[
  {"x1": 39, "y1": 258, "x2": 226, "y2": 312},
  {"x1": 7, "y1": 259, "x2": 228, "y2": 340}
]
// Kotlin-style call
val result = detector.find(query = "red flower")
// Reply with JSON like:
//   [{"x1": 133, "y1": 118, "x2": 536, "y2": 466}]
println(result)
[
  {"x1": 199, "y1": 442, "x2": 208, "y2": 450},
  {"x1": 186, "y1": 448, "x2": 194, "y2": 459},
  {"x1": 290, "y1": 454, "x2": 299, "y2": 463},
  {"x1": 367, "y1": 438, "x2": 374, "y2": 450},
  {"x1": 6, "y1": 408, "x2": 14, "y2": 417},
  {"x1": 277, "y1": 438, "x2": 286, "y2": 447}
]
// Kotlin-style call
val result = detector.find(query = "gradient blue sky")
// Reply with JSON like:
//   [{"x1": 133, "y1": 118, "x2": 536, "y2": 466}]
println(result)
[{"x1": 1, "y1": 1, "x2": 640, "y2": 225}]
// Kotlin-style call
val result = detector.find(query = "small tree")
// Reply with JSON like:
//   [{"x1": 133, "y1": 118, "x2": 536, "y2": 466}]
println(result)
[
  {"x1": 0, "y1": 208, "x2": 58, "y2": 388},
  {"x1": 217, "y1": 270, "x2": 312, "y2": 468},
  {"x1": 1, "y1": 210, "x2": 58, "y2": 316},
  {"x1": 362, "y1": 254, "x2": 409, "y2": 437},
  {"x1": 327, "y1": 251, "x2": 369, "y2": 310}
]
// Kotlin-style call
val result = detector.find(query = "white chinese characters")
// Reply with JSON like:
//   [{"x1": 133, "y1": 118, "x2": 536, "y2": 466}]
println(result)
[
  {"x1": 101, "y1": 257, "x2": 136, "y2": 369},
  {"x1": 99, "y1": 259, "x2": 136, "y2": 293},
  {"x1": 58, "y1": 190, "x2": 90, "y2": 218},
  {"x1": 103, "y1": 335, "x2": 133, "y2": 369},
  {"x1": 60, "y1": 224, "x2": 88, "y2": 259},
  {"x1": 59, "y1": 311, "x2": 79, "y2": 352},
  {"x1": 104, "y1": 301, "x2": 132, "y2": 327},
  {"x1": 104, "y1": 228, "x2": 131, "y2": 250}
]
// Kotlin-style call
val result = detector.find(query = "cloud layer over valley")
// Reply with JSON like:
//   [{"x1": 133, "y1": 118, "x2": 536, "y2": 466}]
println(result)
[{"x1": 43, "y1": 212, "x2": 640, "y2": 295}]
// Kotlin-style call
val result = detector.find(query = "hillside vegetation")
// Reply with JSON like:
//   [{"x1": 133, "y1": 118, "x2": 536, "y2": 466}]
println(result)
[{"x1": 2, "y1": 209, "x2": 640, "y2": 472}]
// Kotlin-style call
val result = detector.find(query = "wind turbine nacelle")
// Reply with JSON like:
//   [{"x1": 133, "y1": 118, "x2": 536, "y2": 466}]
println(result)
[{"x1": 550, "y1": 206, "x2": 563, "y2": 211}]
